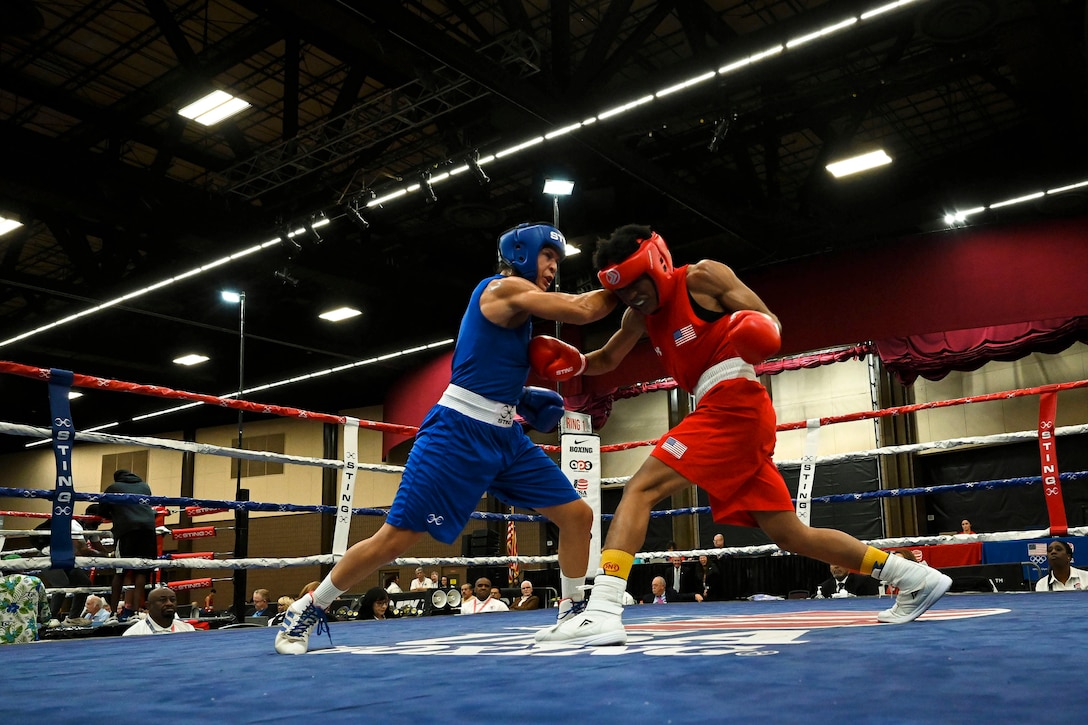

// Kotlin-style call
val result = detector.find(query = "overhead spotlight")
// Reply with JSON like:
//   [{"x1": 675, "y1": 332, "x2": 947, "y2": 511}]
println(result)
[
  {"x1": 467, "y1": 149, "x2": 490, "y2": 185},
  {"x1": 419, "y1": 170, "x2": 438, "y2": 204},
  {"x1": 343, "y1": 198, "x2": 370, "y2": 231},
  {"x1": 708, "y1": 111, "x2": 736, "y2": 153},
  {"x1": 306, "y1": 211, "x2": 327, "y2": 243},
  {"x1": 274, "y1": 267, "x2": 300, "y2": 287}
]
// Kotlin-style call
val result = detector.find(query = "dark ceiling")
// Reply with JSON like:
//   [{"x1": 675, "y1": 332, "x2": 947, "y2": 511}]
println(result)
[{"x1": 1, "y1": 0, "x2": 1086, "y2": 453}]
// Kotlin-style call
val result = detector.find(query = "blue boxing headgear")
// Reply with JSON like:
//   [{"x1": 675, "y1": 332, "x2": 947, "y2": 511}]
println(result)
[{"x1": 498, "y1": 222, "x2": 566, "y2": 280}]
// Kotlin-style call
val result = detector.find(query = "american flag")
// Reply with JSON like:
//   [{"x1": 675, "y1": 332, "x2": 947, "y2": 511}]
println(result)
[
  {"x1": 673, "y1": 324, "x2": 697, "y2": 346},
  {"x1": 507, "y1": 517, "x2": 520, "y2": 585},
  {"x1": 661, "y1": 436, "x2": 688, "y2": 459},
  {"x1": 1028, "y1": 542, "x2": 1048, "y2": 568}
]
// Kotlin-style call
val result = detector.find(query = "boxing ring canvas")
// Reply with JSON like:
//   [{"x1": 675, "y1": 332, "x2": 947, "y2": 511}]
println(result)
[{"x1": 2, "y1": 593, "x2": 1076, "y2": 723}]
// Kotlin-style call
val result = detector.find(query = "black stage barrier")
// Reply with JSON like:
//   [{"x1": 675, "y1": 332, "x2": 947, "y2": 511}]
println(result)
[
  {"x1": 625, "y1": 555, "x2": 832, "y2": 601},
  {"x1": 937, "y1": 563, "x2": 1028, "y2": 593}
]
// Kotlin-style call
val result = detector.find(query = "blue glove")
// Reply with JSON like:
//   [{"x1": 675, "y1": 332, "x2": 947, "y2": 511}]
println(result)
[{"x1": 518, "y1": 386, "x2": 565, "y2": 433}]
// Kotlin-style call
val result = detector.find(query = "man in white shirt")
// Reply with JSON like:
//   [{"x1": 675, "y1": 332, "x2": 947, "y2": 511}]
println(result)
[
  {"x1": 409, "y1": 567, "x2": 435, "y2": 592},
  {"x1": 122, "y1": 587, "x2": 197, "y2": 636},
  {"x1": 459, "y1": 577, "x2": 509, "y2": 614},
  {"x1": 79, "y1": 594, "x2": 111, "y2": 626},
  {"x1": 1035, "y1": 540, "x2": 1088, "y2": 591}
]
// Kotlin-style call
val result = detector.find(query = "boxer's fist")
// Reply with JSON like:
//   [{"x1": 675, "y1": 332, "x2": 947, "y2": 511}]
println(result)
[
  {"x1": 528, "y1": 335, "x2": 586, "y2": 381},
  {"x1": 518, "y1": 386, "x2": 565, "y2": 433},
  {"x1": 728, "y1": 310, "x2": 780, "y2": 364}
]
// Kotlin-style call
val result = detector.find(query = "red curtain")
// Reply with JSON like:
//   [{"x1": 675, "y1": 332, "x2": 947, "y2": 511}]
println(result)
[{"x1": 876, "y1": 316, "x2": 1088, "y2": 385}]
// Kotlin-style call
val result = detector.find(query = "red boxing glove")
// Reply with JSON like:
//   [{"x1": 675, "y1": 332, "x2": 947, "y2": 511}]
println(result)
[
  {"x1": 528, "y1": 335, "x2": 587, "y2": 381},
  {"x1": 728, "y1": 310, "x2": 781, "y2": 364}
]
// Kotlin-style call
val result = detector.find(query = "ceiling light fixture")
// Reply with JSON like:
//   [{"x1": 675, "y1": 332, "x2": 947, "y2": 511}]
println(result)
[
  {"x1": 173, "y1": 353, "x2": 210, "y2": 366},
  {"x1": 178, "y1": 90, "x2": 251, "y2": 126},
  {"x1": 825, "y1": 149, "x2": 893, "y2": 178},
  {"x1": 318, "y1": 307, "x2": 363, "y2": 322},
  {"x1": 0, "y1": 215, "x2": 23, "y2": 236}
]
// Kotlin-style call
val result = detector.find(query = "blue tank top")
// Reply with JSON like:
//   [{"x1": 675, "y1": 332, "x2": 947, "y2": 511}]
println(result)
[{"x1": 449, "y1": 275, "x2": 531, "y2": 404}]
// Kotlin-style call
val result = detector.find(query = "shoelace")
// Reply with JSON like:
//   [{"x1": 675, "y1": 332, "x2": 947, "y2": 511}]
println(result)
[{"x1": 285, "y1": 604, "x2": 333, "y2": 646}]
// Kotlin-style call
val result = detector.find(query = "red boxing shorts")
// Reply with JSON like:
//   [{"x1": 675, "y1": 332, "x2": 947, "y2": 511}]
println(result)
[{"x1": 650, "y1": 378, "x2": 793, "y2": 527}]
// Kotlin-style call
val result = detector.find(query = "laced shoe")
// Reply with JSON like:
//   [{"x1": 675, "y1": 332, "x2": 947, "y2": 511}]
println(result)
[
  {"x1": 274, "y1": 593, "x2": 331, "y2": 655},
  {"x1": 877, "y1": 567, "x2": 952, "y2": 624},
  {"x1": 534, "y1": 574, "x2": 628, "y2": 646},
  {"x1": 532, "y1": 598, "x2": 586, "y2": 642}
]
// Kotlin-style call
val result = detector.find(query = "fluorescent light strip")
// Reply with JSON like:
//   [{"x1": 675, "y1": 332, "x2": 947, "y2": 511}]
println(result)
[
  {"x1": 597, "y1": 95, "x2": 655, "y2": 121},
  {"x1": 941, "y1": 175, "x2": 1088, "y2": 226},
  {"x1": 656, "y1": 71, "x2": 717, "y2": 98},
  {"x1": 786, "y1": 18, "x2": 858, "y2": 49},
  {"x1": 0, "y1": 216, "x2": 23, "y2": 235},
  {"x1": 0, "y1": 237, "x2": 286, "y2": 348},
  {"x1": 719, "y1": 45, "x2": 784, "y2": 74},
  {"x1": 989, "y1": 191, "x2": 1045, "y2": 209},
  {"x1": 494, "y1": 136, "x2": 545, "y2": 158},
  {"x1": 4, "y1": 2, "x2": 921, "y2": 355},
  {"x1": 545, "y1": 122, "x2": 585, "y2": 140},
  {"x1": 1047, "y1": 180, "x2": 1088, "y2": 195},
  {"x1": 861, "y1": 0, "x2": 918, "y2": 21}
]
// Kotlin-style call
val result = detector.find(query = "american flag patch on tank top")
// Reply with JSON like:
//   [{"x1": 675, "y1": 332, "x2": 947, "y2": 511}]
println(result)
[
  {"x1": 673, "y1": 324, "x2": 696, "y2": 346},
  {"x1": 661, "y1": 436, "x2": 688, "y2": 459}
]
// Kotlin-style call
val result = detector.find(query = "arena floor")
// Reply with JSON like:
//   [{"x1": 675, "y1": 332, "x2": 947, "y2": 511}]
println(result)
[{"x1": 2, "y1": 591, "x2": 1074, "y2": 723}]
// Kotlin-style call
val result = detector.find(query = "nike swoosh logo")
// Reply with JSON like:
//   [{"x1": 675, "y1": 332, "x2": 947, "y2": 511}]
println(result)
[{"x1": 574, "y1": 439, "x2": 588, "y2": 444}]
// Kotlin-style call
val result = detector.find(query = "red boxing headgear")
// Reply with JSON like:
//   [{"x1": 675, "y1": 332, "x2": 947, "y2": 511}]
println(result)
[{"x1": 597, "y1": 232, "x2": 676, "y2": 300}]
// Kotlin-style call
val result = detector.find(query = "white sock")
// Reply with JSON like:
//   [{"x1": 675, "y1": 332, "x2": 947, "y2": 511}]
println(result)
[
  {"x1": 312, "y1": 577, "x2": 345, "y2": 610},
  {"x1": 561, "y1": 573, "x2": 586, "y2": 602},
  {"x1": 877, "y1": 551, "x2": 928, "y2": 591}
]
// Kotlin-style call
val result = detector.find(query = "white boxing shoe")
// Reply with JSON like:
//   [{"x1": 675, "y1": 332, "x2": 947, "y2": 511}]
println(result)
[
  {"x1": 533, "y1": 597, "x2": 586, "y2": 642},
  {"x1": 877, "y1": 567, "x2": 952, "y2": 624},
  {"x1": 534, "y1": 574, "x2": 628, "y2": 646}
]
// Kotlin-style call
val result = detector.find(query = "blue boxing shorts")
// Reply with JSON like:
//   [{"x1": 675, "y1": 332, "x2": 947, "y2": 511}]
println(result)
[{"x1": 385, "y1": 404, "x2": 580, "y2": 544}]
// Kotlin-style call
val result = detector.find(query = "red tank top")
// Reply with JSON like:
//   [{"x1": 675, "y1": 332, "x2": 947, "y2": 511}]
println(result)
[{"x1": 644, "y1": 266, "x2": 739, "y2": 392}]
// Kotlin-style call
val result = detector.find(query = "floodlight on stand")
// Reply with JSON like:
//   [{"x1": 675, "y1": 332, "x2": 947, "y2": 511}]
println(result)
[
  {"x1": 219, "y1": 288, "x2": 249, "y2": 620},
  {"x1": 467, "y1": 149, "x2": 490, "y2": 185},
  {"x1": 542, "y1": 178, "x2": 575, "y2": 196}
]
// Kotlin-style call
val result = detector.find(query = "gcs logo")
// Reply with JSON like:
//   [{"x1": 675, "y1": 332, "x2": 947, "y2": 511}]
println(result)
[{"x1": 568, "y1": 460, "x2": 593, "y2": 471}]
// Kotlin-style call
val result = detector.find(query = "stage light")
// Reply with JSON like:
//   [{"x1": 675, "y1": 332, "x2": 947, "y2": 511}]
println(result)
[
  {"x1": 343, "y1": 198, "x2": 370, "y2": 231},
  {"x1": 274, "y1": 268, "x2": 300, "y2": 287},
  {"x1": 708, "y1": 112, "x2": 737, "y2": 153},
  {"x1": 467, "y1": 149, "x2": 490, "y2": 185},
  {"x1": 419, "y1": 170, "x2": 438, "y2": 204}
]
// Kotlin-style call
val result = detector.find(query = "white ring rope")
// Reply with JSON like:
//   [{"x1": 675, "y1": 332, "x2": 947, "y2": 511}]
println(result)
[
  {"x1": 601, "y1": 423, "x2": 1088, "y2": 486},
  {"x1": 0, "y1": 421, "x2": 405, "y2": 474}
]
